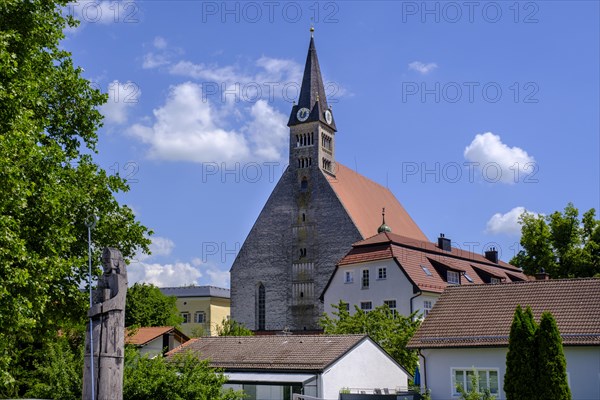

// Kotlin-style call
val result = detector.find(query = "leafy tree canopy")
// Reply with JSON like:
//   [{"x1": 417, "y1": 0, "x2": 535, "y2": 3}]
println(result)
[
  {"x1": 320, "y1": 301, "x2": 421, "y2": 373},
  {"x1": 125, "y1": 283, "x2": 183, "y2": 328},
  {"x1": 511, "y1": 203, "x2": 600, "y2": 278},
  {"x1": 124, "y1": 348, "x2": 244, "y2": 400},
  {"x1": 216, "y1": 317, "x2": 254, "y2": 336},
  {"x1": 0, "y1": 0, "x2": 151, "y2": 394}
]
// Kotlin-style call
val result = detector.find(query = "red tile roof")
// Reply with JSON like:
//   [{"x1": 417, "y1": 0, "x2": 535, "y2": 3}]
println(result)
[
  {"x1": 408, "y1": 279, "x2": 600, "y2": 349},
  {"x1": 324, "y1": 231, "x2": 528, "y2": 296},
  {"x1": 326, "y1": 164, "x2": 428, "y2": 241},
  {"x1": 126, "y1": 326, "x2": 189, "y2": 346},
  {"x1": 167, "y1": 334, "x2": 367, "y2": 371}
]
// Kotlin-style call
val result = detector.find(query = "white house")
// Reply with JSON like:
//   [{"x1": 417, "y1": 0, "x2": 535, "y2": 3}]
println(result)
[
  {"x1": 167, "y1": 334, "x2": 410, "y2": 399},
  {"x1": 125, "y1": 326, "x2": 189, "y2": 358},
  {"x1": 321, "y1": 230, "x2": 528, "y2": 319},
  {"x1": 407, "y1": 278, "x2": 600, "y2": 400}
]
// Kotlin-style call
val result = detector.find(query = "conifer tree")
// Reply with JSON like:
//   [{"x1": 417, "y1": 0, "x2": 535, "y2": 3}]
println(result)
[
  {"x1": 504, "y1": 305, "x2": 536, "y2": 400},
  {"x1": 536, "y1": 312, "x2": 571, "y2": 400}
]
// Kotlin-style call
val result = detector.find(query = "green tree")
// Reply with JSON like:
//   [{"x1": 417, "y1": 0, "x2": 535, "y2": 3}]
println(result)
[
  {"x1": 511, "y1": 203, "x2": 600, "y2": 278},
  {"x1": 504, "y1": 305, "x2": 537, "y2": 400},
  {"x1": 536, "y1": 312, "x2": 571, "y2": 400},
  {"x1": 123, "y1": 347, "x2": 244, "y2": 400},
  {"x1": 22, "y1": 328, "x2": 84, "y2": 400},
  {"x1": 0, "y1": 0, "x2": 151, "y2": 395},
  {"x1": 216, "y1": 317, "x2": 254, "y2": 336},
  {"x1": 456, "y1": 371, "x2": 495, "y2": 400},
  {"x1": 320, "y1": 301, "x2": 421, "y2": 373},
  {"x1": 126, "y1": 283, "x2": 183, "y2": 328}
]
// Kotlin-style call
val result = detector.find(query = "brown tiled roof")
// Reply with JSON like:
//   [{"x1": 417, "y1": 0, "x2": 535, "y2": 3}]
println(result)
[
  {"x1": 326, "y1": 231, "x2": 528, "y2": 296},
  {"x1": 126, "y1": 326, "x2": 189, "y2": 346},
  {"x1": 326, "y1": 164, "x2": 428, "y2": 241},
  {"x1": 166, "y1": 334, "x2": 367, "y2": 371},
  {"x1": 407, "y1": 279, "x2": 600, "y2": 349}
]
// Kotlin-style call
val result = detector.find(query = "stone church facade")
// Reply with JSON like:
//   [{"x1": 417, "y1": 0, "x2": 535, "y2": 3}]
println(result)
[{"x1": 230, "y1": 33, "x2": 427, "y2": 331}]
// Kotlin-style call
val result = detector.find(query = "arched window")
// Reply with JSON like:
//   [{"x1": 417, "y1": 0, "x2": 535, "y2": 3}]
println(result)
[
  {"x1": 302, "y1": 213, "x2": 306, "y2": 222},
  {"x1": 301, "y1": 177, "x2": 308, "y2": 190},
  {"x1": 257, "y1": 283, "x2": 265, "y2": 331}
]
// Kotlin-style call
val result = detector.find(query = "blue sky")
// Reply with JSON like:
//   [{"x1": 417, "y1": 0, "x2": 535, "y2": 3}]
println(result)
[{"x1": 63, "y1": 1, "x2": 599, "y2": 288}]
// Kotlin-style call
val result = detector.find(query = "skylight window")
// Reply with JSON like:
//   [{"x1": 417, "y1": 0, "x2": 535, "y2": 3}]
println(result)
[
  {"x1": 463, "y1": 272, "x2": 473, "y2": 283},
  {"x1": 421, "y1": 265, "x2": 433, "y2": 276}
]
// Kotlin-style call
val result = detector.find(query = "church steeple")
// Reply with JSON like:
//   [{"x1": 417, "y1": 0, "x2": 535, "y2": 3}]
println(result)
[{"x1": 288, "y1": 31, "x2": 337, "y2": 131}]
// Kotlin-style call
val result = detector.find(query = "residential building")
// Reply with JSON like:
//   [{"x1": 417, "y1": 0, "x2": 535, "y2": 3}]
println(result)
[
  {"x1": 407, "y1": 278, "x2": 600, "y2": 400},
  {"x1": 159, "y1": 285, "x2": 230, "y2": 337},
  {"x1": 125, "y1": 326, "x2": 189, "y2": 358},
  {"x1": 321, "y1": 229, "x2": 528, "y2": 318},
  {"x1": 230, "y1": 32, "x2": 427, "y2": 332},
  {"x1": 167, "y1": 334, "x2": 410, "y2": 400}
]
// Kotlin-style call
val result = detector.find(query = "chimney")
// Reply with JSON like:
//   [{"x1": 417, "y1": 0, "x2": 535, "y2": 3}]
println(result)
[
  {"x1": 438, "y1": 233, "x2": 451, "y2": 252},
  {"x1": 484, "y1": 247, "x2": 499, "y2": 263},
  {"x1": 535, "y1": 268, "x2": 550, "y2": 281}
]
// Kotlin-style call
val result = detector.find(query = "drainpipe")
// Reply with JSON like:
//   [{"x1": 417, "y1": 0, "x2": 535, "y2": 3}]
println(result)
[
  {"x1": 410, "y1": 290, "x2": 422, "y2": 315},
  {"x1": 417, "y1": 349, "x2": 427, "y2": 391}
]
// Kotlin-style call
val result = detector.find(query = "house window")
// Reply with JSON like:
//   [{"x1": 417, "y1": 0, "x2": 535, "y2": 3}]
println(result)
[
  {"x1": 181, "y1": 312, "x2": 190, "y2": 324},
  {"x1": 378, "y1": 267, "x2": 387, "y2": 280},
  {"x1": 362, "y1": 269, "x2": 369, "y2": 289},
  {"x1": 344, "y1": 271, "x2": 353, "y2": 283},
  {"x1": 341, "y1": 302, "x2": 350, "y2": 312},
  {"x1": 421, "y1": 264, "x2": 433, "y2": 276},
  {"x1": 257, "y1": 284, "x2": 265, "y2": 330},
  {"x1": 383, "y1": 300, "x2": 396, "y2": 312},
  {"x1": 463, "y1": 273, "x2": 474, "y2": 283},
  {"x1": 360, "y1": 301, "x2": 372, "y2": 312},
  {"x1": 194, "y1": 311, "x2": 206, "y2": 324},
  {"x1": 423, "y1": 300, "x2": 433, "y2": 316},
  {"x1": 447, "y1": 270, "x2": 460, "y2": 284},
  {"x1": 490, "y1": 277, "x2": 500, "y2": 284},
  {"x1": 452, "y1": 369, "x2": 499, "y2": 397}
]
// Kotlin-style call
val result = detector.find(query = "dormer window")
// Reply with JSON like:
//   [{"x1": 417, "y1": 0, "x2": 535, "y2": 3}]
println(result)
[{"x1": 447, "y1": 270, "x2": 460, "y2": 284}]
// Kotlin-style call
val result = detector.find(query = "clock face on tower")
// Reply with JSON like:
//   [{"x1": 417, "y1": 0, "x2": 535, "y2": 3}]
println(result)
[
  {"x1": 297, "y1": 107, "x2": 310, "y2": 122},
  {"x1": 324, "y1": 109, "x2": 332, "y2": 125}
]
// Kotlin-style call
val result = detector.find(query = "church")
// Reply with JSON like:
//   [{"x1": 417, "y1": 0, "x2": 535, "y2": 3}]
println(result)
[{"x1": 230, "y1": 31, "x2": 427, "y2": 331}]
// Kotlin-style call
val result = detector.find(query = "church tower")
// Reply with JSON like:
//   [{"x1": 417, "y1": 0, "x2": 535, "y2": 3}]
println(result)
[
  {"x1": 230, "y1": 32, "x2": 427, "y2": 332},
  {"x1": 288, "y1": 28, "x2": 337, "y2": 177}
]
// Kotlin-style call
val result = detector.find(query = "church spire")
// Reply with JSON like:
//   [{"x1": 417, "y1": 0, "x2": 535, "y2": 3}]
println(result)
[
  {"x1": 377, "y1": 207, "x2": 392, "y2": 234},
  {"x1": 288, "y1": 30, "x2": 336, "y2": 131}
]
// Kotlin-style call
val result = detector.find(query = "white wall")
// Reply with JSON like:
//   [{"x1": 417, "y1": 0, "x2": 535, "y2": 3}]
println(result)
[
  {"x1": 139, "y1": 337, "x2": 165, "y2": 358},
  {"x1": 324, "y1": 260, "x2": 439, "y2": 318},
  {"x1": 321, "y1": 339, "x2": 408, "y2": 399},
  {"x1": 421, "y1": 346, "x2": 600, "y2": 400}
]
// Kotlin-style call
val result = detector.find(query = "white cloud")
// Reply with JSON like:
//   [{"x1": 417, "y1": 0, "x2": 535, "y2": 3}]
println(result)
[
  {"x1": 128, "y1": 262, "x2": 202, "y2": 287},
  {"x1": 100, "y1": 80, "x2": 141, "y2": 125},
  {"x1": 486, "y1": 206, "x2": 539, "y2": 235},
  {"x1": 153, "y1": 36, "x2": 168, "y2": 49},
  {"x1": 408, "y1": 61, "x2": 438, "y2": 75},
  {"x1": 129, "y1": 237, "x2": 230, "y2": 288},
  {"x1": 244, "y1": 100, "x2": 288, "y2": 161},
  {"x1": 128, "y1": 82, "x2": 287, "y2": 163},
  {"x1": 143, "y1": 52, "x2": 170, "y2": 69},
  {"x1": 464, "y1": 132, "x2": 535, "y2": 184}
]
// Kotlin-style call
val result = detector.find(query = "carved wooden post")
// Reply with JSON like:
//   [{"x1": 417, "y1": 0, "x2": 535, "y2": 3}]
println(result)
[{"x1": 83, "y1": 247, "x2": 127, "y2": 400}]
